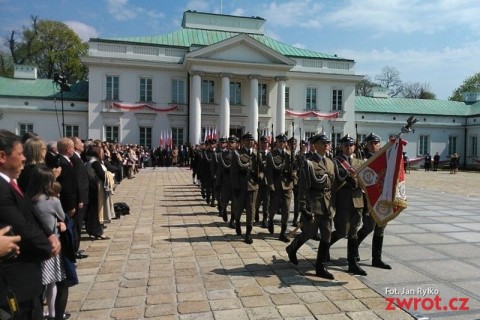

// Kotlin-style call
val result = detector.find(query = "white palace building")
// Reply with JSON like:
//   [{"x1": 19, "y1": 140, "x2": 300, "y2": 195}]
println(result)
[{"x1": 0, "y1": 11, "x2": 479, "y2": 167}]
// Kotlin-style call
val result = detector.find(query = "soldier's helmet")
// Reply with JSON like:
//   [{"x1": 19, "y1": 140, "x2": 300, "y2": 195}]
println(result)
[
  {"x1": 365, "y1": 132, "x2": 380, "y2": 143},
  {"x1": 218, "y1": 137, "x2": 228, "y2": 143},
  {"x1": 311, "y1": 133, "x2": 330, "y2": 144},
  {"x1": 259, "y1": 136, "x2": 268, "y2": 143},
  {"x1": 339, "y1": 134, "x2": 355, "y2": 145},
  {"x1": 241, "y1": 132, "x2": 254, "y2": 140},
  {"x1": 287, "y1": 137, "x2": 297, "y2": 144},
  {"x1": 275, "y1": 134, "x2": 288, "y2": 142},
  {"x1": 228, "y1": 135, "x2": 239, "y2": 143}
]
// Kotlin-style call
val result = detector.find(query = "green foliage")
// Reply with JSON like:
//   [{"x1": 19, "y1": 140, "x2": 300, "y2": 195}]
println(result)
[
  {"x1": 355, "y1": 76, "x2": 379, "y2": 96},
  {"x1": 449, "y1": 72, "x2": 480, "y2": 101},
  {"x1": 7, "y1": 16, "x2": 88, "y2": 82}
]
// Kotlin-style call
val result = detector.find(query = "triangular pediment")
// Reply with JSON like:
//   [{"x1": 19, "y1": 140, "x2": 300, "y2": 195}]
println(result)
[{"x1": 185, "y1": 34, "x2": 295, "y2": 66}]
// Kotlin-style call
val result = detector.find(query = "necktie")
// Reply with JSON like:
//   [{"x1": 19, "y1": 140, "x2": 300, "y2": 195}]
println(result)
[{"x1": 10, "y1": 179, "x2": 24, "y2": 197}]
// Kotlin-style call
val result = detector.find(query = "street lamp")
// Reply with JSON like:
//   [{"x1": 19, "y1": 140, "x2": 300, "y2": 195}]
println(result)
[{"x1": 53, "y1": 74, "x2": 70, "y2": 137}]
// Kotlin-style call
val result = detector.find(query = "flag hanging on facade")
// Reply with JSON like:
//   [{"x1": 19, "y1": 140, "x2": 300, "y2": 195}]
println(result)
[{"x1": 356, "y1": 137, "x2": 408, "y2": 226}]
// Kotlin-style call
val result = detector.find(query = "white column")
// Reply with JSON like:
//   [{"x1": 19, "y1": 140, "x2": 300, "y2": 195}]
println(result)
[
  {"x1": 189, "y1": 73, "x2": 202, "y2": 144},
  {"x1": 275, "y1": 77, "x2": 286, "y2": 135},
  {"x1": 220, "y1": 74, "x2": 230, "y2": 138},
  {"x1": 248, "y1": 76, "x2": 259, "y2": 139}
]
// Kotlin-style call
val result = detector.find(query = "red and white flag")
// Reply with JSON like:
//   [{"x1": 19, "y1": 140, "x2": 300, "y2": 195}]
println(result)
[
  {"x1": 159, "y1": 130, "x2": 164, "y2": 148},
  {"x1": 356, "y1": 137, "x2": 408, "y2": 226}
]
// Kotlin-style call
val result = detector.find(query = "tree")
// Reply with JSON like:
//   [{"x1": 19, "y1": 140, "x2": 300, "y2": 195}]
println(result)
[
  {"x1": 6, "y1": 16, "x2": 87, "y2": 81},
  {"x1": 402, "y1": 82, "x2": 436, "y2": 99},
  {"x1": 0, "y1": 50, "x2": 14, "y2": 77},
  {"x1": 449, "y1": 72, "x2": 480, "y2": 101},
  {"x1": 355, "y1": 76, "x2": 378, "y2": 96},
  {"x1": 375, "y1": 66, "x2": 403, "y2": 97}
]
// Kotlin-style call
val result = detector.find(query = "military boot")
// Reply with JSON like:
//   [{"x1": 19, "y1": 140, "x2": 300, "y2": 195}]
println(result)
[
  {"x1": 268, "y1": 219, "x2": 274, "y2": 235},
  {"x1": 244, "y1": 226, "x2": 253, "y2": 244},
  {"x1": 355, "y1": 228, "x2": 369, "y2": 261},
  {"x1": 315, "y1": 242, "x2": 334, "y2": 280},
  {"x1": 285, "y1": 235, "x2": 306, "y2": 265},
  {"x1": 291, "y1": 211, "x2": 299, "y2": 227},
  {"x1": 254, "y1": 210, "x2": 260, "y2": 223},
  {"x1": 235, "y1": 219, "x2": 242, "y2": 236},
  {"x1": 347, "y1": 238, "x2": 367, "y2": 276},
  {"x1": 372, "y1": 235, "x2": 392, "y2": 269},
  {"x1": 279, "y1": 224, "x2": 290, "y2": 243},
  {"x1": 222, "y1": 210, "x2": 228, "y2": 222}
]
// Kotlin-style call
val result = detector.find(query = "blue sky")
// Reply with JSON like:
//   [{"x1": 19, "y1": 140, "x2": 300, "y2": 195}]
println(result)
[{"x1": 1, "y1": 0, "x2": 480, "y2": 100}]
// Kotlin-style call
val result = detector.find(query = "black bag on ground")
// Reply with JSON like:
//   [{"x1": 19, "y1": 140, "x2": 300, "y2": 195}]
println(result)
[{"x1": 113, "y1": 202, "x2": 130, "y2": 217}]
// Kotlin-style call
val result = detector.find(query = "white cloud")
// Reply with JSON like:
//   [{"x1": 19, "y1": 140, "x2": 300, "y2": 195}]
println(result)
[
  {"x1": 260, "y1": 0, "x2": 324, "y2": 28},
  {"x1": 105, "y1": 0, "x2": 165, "y2": 22},
  {"x1": 231, "y1": 8, "x2": 246, "y2": 17},
  {"x1": 65, "y1": 21, "x2": 99, "y2": 42},
  {"x1": 186, "y1": 0, "x2": 211, "y2": 12}
]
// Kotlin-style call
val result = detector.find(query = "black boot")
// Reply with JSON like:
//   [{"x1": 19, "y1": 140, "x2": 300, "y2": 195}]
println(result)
[
  {"x1": 292, "y1": 212, "x2": 299, "y2": 227},
  {"x1": 268, "y1": 219, "x2": 274, "y2": 234},
  {"x1": 254, "y1": 210, "x2": 260, "y2": 223},
  {"x1": 372, "y1": 235, "x2": 392, "y2": 269},
  {"x1": 315, "y1": 242, "x2": 334, "y2": 280},
  {"x1": 286, "y1": 235, "x2": 306, "y2": 265},
  {"x1": 261, "y1": 218, "x2": 267, "y2": 228},
  {"x1": 245, "y1": 226, "x2": 253, "y2": 244},
  {"x1": 222, "y1": 210, "x2": 228, "y2": 222},
  {"x1": 228, "y1": 219, "x2": 235, "y2": 229},
  {"x1": 356, "y1": 228, "x2": 368, "y2": 261},
  {"x1": 279, "y1": 224, "x2": 290, "y2": 243},
  {"x1": 347, "y1": 238, "x2": 367, "y2": 276},
  {"x1": 235, "y1": 220, "x2": 242, "y2": 236}
]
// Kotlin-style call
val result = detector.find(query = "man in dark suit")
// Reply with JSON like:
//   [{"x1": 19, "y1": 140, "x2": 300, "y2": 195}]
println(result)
[
  {"x1": 0, "y1": 130, "x2": 60, "y2": 319},
  {"x1": 45, "y1": 140, "x2": 59, "y2": 168},
  {"x1": 70, "y1": 137, "x2": 89, "y2": 259},
  {"x1": 56, "y1": 138, "x2": 79, "y2": 218}
]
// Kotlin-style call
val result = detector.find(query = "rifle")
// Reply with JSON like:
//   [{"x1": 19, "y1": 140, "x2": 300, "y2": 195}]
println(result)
[
  {"x1": 290, "y1": 121, "x2": 295, "y2": 176},
  {"x1": 257, "y1": 122, "x2": 260, "y2": 179},
  {"x1": 354, "y1": 123, "x2": 364, "y2": 159}
]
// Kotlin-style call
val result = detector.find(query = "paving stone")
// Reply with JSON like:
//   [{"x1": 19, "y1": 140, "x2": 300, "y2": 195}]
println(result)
[
  {"x1": 110, "y1": 306, "x2": 145, "y2": 319},
  {"x1": 212, "y1": 309, "x2": 249, "y2": 320},
  {"x1": 307, "y1": 300, "x2": 341, "y2": 315},
  {"x1": 146, "y1": 293, "x2": 175, "y2": 305},
  {"x1": 235, "y1": 286, "x2": 264, "y2": 297},
  {"x1": 114, "y1": 296, "x2": 146, "y2": 307},
  {"x1": 240, "y1": 296, "x2": 272, "y2": 308},
  {"x1": 277, "y1": 304, "x2": 312, "y2": 318},
  {"x1": 145, "y1": 304, "x2": 176, "y2": 317},
  {"x1": 209, "y1": 298, "x2": 242, "y2": 311},
  {"x1": 177, "y1": 301, "x2": 210, "y2": 314},
  {"x1": 270, "y1": 293, "x2": 301, "y2": 305},
  {"x1": 244, "y1": 306, "x2": 281, "y2": 319},
  {"x1": 332, "y1": 299, "x2": 369, "y2": 312}
]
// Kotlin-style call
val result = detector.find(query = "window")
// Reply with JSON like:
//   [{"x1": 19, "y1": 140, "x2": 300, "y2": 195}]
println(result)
[
  {"x1": 470, "y1": 136, "x2": 478, "y2": 156},
  {"x1": 357, "y1": 134, "x2": 367, "y2": 144},
  {"x1": 172, "y1": 128, "x2": 184, "y2": 146},
  {"x1": 448, "y1": 136, "x2": 457, "y2": 155},
  {"x1": 258, "y1": 83, "x2": 267, "y2": 106},
  {"x1": 65, "y1": 125, "x2": 79, "y2": 137},
  {"x1": 331, "y1": 133, "x2": 341, "y2": 149},
  {"x1": 140, "y1": 78, "x2": 152, "y2": 102},
  {"x1": 304, "y1": 131, "x2": 316, "y2": 141},
  {"x1": 230, "y1": 82, "x2": 241, "y2": 105},
  {"x1": 332, "y1": 89, "x2": 343, "y2": 111},
  {"x1": 19, "y1": 123, "x2": 33, "y2": 137},
  {"x1": 172, "y1": 79, "x2": 185, "y2": 104},
  {"x1": 105, "y1": 126, "x2": 119, "y2": 143},
  {"x1": 201, "y1": 80, "x2": 215, "y2": 103},
  {"x1": 285, "y1": 87, "x2": 290, "y2": 109},
  {"x1": 229, "y1": 126, "x2": 243, "y2": 138},
  {"x1": 106, "y1": 75, "x2": 119, "y2": 100},
  {"x1": 306, "y1": 88, "x2": 317, "y2": 110},
  {"x1": 139, "y1": 127, "x2": 152, "y2": 147},
  {"x1": 419, "y1": 135, "x2": 429, "y2": 155}
]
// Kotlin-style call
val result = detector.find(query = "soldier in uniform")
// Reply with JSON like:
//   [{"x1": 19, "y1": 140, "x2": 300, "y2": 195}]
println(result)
[
  {"x1": 199, "y1": 139, "x2": 216, "y2": 206},
  {"x1": 286, "y1": 133, "x2": 336, "y2": 279},
  {"x1": 266, "y1": 134, "x2": 295, "y2": 242},
  {"x1": 356, "y1": 133, "x2": 391, "y2": 269},
  {"x1": 288, "y1": 137, "x2": 300, "y2": 228},
  {"x1": 230, "y1": 133, "x2": 260, "y2": 244},
  {"x1": 214, "y1": 137, "x2": 228, "y2": 216},
  {"x1": 216, "y1": 136, "x2": 237, "y2": 223},
  {"x1": 255, "y1": 136, "x2": 270, "y2": 228},
  {"x1": 330, "y1": 134, "x2": 367, "y2": 276}
]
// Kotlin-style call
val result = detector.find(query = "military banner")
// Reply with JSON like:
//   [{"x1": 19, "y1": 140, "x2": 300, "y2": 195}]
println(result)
[{"x1": 356, "y1": 137, "x2": 408, "y2": 226}]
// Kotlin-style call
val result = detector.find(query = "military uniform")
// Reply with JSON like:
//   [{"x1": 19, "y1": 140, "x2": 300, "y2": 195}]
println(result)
[
  {"x1": 288, "y1": 137, "x2": 301, "y2": 228},
  {"x1": 230, "y1": 133, "x2": 260, "y2": 244},
  {"x1": 330, "y1": 134, "x2": 367, "y2": 276},
  {"x1": 356, "y1": 133, "x2": 391, "y2": 269},
  {"x1": 255, "y1": 136, "x2": 270, "y2": 228},
  {"x1": 216, "y1": 136, "x2": 237, "y2": 223},
  {"x1": 286, "y1": 133, "x2": 337, "y2": 279},
  {"x1": 198, "y1": 140, "x2": 216, "y2": 206},
  {"x1": 266, "y1": 134, "x2": 295, "y2": 242}
]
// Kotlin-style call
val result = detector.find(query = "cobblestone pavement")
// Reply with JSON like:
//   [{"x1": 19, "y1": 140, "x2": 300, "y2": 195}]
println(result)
[{"x1": 66, "y1": 167, "x2": 479, "y2": 319}]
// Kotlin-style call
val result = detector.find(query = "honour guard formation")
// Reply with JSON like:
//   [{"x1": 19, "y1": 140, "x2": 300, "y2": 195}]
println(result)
[{"x1": 193, "y1": 131, "x2": 395, "y2": 280}]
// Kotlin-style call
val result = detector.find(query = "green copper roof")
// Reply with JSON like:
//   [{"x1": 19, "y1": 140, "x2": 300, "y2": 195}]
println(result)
[
  {"x1": 0, "y1": 77, "x2": 88, "y2": 101},
  {"x1": 355, "y1": 96, "x2": 470, "y2": 116},
  {"x1": 98, "y1": 28, "x2": 346, "y2": 60}
]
